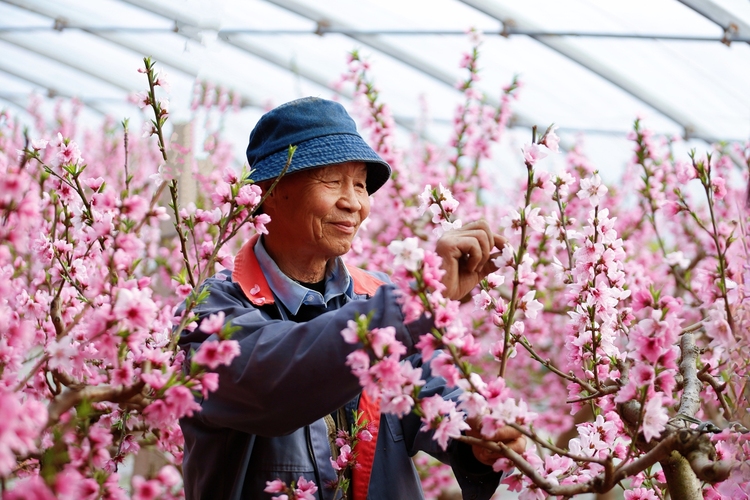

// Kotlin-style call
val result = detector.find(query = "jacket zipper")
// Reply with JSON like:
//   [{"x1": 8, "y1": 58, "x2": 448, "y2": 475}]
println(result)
[{"x1": 305, "y1": 425, "x2": 323, "y2": 498}]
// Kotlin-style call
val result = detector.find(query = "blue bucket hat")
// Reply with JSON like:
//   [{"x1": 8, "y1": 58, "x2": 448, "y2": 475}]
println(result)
[{"x1": 246, "y1": 97, "x2": 391, "y2": 194}]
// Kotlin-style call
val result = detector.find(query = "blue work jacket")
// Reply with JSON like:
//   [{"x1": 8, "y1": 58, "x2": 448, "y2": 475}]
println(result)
[{"x1": 178, "y1": 236, "x2": 502, "y2": 499}]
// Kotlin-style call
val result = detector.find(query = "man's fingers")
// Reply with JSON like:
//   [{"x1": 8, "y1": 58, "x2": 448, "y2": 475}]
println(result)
[
  {"x1": 471, "y1": 435, "x2": 527, "y2": 466},
  {"x1": 455, "y1": 229, "x2": 493, "y2": 273},
  {"x1": 506, "y1": 435, "x2": 527, "y2": 455},
  {"x1": 486, "y1": 425, "x2": 523, "y2": 443},
  {"x1": 493, "y1": 233, "x2": 506, "y2": 252}
]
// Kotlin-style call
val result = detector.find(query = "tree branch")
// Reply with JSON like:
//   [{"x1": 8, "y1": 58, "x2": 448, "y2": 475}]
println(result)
[
  {"x1": 46, "y1": 382, "x2": 147, "y2": 427},
  {"x1": 698, "y1": 367, "x2": 732, "y2": 420},
  {"x1": 678, "y1": 333, "x2": 701, "y2": 417},
  {"x1": 456, "y1": 431, "x2": 696, "y2": 496}
]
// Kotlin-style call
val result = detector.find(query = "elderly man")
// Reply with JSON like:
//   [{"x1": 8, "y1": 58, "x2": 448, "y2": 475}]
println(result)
[{"x1": 179, "y1": 97, "x2": 524, "y2": 500}]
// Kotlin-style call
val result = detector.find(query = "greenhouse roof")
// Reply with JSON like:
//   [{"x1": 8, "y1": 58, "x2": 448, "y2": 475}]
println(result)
[{"x1": 1, "y1": 0, "x2": 749, "y2": 176}]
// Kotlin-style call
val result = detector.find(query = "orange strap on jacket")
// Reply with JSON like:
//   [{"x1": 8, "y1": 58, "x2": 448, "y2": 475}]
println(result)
[{"x1": 352, "y1": 391, "x2": 380, "y2": 500}]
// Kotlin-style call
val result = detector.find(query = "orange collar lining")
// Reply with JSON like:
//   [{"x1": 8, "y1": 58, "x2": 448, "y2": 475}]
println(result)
[{"x1": 232, "y1": 235, "x2": 385, "y2": 305}]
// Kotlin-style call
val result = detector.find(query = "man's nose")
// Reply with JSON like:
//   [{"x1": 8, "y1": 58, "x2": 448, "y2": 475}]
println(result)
[{"x1": 337, "y1": 182, "x2": 363, "y2": 211}]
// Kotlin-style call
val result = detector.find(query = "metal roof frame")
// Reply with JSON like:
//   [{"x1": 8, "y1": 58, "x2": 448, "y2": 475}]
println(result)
[
  {"x1": 678, "y1": 0, "x2": 750, "y2": 40},
  {"x1": 264, "y1": 0, "x2": 541, "y2": 132},
  {"x1": 1, "y1": 0, "x2": 747, "y2": 160},
  {"x1": 0, "y1": 0, "x2": 279, "y2": 115},
  {"x1": 2, "y1": 24, "x2": 749, "y2": 42},
  {"x1": 457, "y1": 0, "x2": 722, "y2": 142},
  {"x1": 116, "y1": 0, "x2": 430, "y2": 137}
]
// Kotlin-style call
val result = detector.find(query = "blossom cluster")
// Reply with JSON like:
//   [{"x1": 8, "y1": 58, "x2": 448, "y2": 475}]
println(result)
[
  {"x1": 339, "y1": 36, "x2": 749, "y2": 499},
  {"x1": 0, "y1": 58, "x2": 262, "y2": 497}
]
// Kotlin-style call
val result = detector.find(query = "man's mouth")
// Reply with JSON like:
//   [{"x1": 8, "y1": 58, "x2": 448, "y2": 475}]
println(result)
[{"x1": 330, "y1": 221, "x2": 357, "y2": 234}]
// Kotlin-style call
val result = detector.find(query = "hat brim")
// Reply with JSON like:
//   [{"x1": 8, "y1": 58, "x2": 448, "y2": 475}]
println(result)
[{"x1": 249, "y1": 133, "x2": 391, "y2": 195}]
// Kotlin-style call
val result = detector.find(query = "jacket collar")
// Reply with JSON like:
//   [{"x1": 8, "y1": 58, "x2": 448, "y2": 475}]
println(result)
[{"x1": 232, "y1": 234, "x2": 385, "y2": 306}]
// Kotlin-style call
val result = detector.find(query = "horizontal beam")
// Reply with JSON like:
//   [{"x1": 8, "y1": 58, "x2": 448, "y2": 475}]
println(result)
[{"x1": 1, "y1": 25, "x2": 748, "y2": 42}]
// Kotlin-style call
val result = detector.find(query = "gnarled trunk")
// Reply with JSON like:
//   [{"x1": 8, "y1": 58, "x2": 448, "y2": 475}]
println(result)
[{"x1": 661, "y1": 450, "x2": 703, "y2": 500}]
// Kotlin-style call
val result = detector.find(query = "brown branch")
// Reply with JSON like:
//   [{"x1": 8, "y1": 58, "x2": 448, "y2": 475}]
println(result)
[
  {"x1": 698, "y1": 368, "x2": 732, "y2": 420},
  {"x1": 566, "y1": 383, "x2": 620, "y2": 404},
  {"x1": 13, "y1": 354, "x2": 48, "y2": 392},
  {"x1": 687, "y1": 452, "x2": 736, "y2": 483},
  {"x1": 678, "y1": 333, "x2": 701, "y2": 418},
  {"x1": 50, "y1": 288, "x2": 64, "y2": 338},
  {"x1": 505, "y1": 423, "x2": 608, "y2": 465},
  {"x1": 46, "y1": 382, "x2": 147, "y2": 427},
  {"x1": 514, "y1": 335, "x2": 596, "y2": 393},
  {"x1": 456, "y1": 431, "x2": 698, "y2": 496},
  {"x1": 681, "y1": 320, "x2": 706, "y2": 335}
]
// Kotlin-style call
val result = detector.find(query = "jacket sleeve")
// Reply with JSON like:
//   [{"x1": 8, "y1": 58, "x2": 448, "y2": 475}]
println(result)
[
  {"x1": 178, "y1": 275, "x2": 428, "y2": 437},
  {"x1": 393, "y1": 354, "x2": 504, "y2": 500}
]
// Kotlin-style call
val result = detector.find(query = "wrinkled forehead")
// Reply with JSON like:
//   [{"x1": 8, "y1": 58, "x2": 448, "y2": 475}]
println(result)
[{"x1": 306, "y1": 161, "x2": 368, "y2": 179}]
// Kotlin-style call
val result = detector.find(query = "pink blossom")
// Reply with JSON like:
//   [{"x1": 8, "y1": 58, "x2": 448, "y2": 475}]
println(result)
[
  {"x1": 577, "y1": 174, "x2": 608, "y2": 206},
  {"x1": 380, "y1": 392, "x2": 415, "y2": 417},
  {"x1": 631, "y1": 363, "x2": 655, "y2": 387},
  {"x1": 541, "y1": 125, "x2": 560, "y2": 153},
  {"x1": 500, "y1": 209, "x2": 522, "y2": 234},
  {"x1": 156, "y1": 465, "x2": 181, "y2": 488},
  {"x1": 330, "y1": 444, "x2": 354, "y2": 470},
  {"x1": 113, "y1": 287, "x2": 158, "y2": 330},
  {"x1": 199, "y1": 372, "x2": 220, "y2": 397},
  {"x1": 211, "y1": 182, "x2": 233, "y2": 205},
  {"x1": 520, "y1": 291, "x2": 543, "y2": 319},
  {"x1": 641, "y1": 395, "x2": 668, "y2": 442},
  {"x1": 132, "y1": 476, "x2": 163, "y2": 500},
  {"x1": 134, "y1": 91, "x2": 150, "y2": 108},
  {"x1": 624, "y1": 487, "x2": 660, "y2": 500},
  {"x1": 31, "y1": 138, "x2": 48, "y2": 150},
  {"x1": 420, "y1": 394, "x2": 455, "y2": 425},
  {"x1": 473, "y1": 289, "x2": 492, "y2": 310},
  {"x1": 154, "y1": 71, "x2": 171, "y2": 92},
  {"x1": 294, "y1": 476, "x2": 318, "y2": 500},
  {"x1": 199, "y1": 311, "x2": 226, "y2": 335},
  {"x1": 524, "y1": 206, "x2": 545, "y2": 233},
  {"x1": 430, "y1": 352, "x2": 460, "y2": 387},
  {"x1": 432, "y1": 297, "x2": 459, "y2": 328},
  {"x1": 3, "y1": 476, "x2": 56, "y2": 500},
  {"x1": 236, "y1": 184, "x2": 262, "y2": 207},
  {"x1": 83, "y1": 176, "x2": 104, "y2": 191},
  {"x1": 57, "y1": 139, "x2": 83, "y2": 166},
  {"x1": 486, "y1": 272, "x2": 505, "y2": 288},
  {"x1": 432, "y1": 409, "x2": 469, "y2": 450},
  {"x1": 357, "y1": 428, "x2": 373, "y2": 442},
  {"x1": 252, "y1": 213, "x2": 272, "y2": 234},
  {"x1": 388, "y1": 237, "x2": 424, "y2": 272},
  {"x1": 711, "y1": 176, "x2": 727, "y2": 200},
  {"x1": 164, "y1": 385, "x2": 201, "y2": 419},
  {"x1": 47, "y1": 336, "x2": 77, "y2": 372},
  {"x1": 340, "y1": 319, "x2": 360, "y2": 344},
  {"x1": 264, "y1": 479, "x2": 287, "y2": 493},
  {"x1": 665, "y1": 251, "x2": 689, "y2": 269},
  {"x1": 369, "y1": 326, "x2": 406, "y2": 357},
  {"x1": 415, "y1": 334, "x2": 441, "y2": 361},
  {"x1": 193, "y1": 339, "x2": 241, "y2": 369},
  {"x1": 112, "y1": 361, "x2": 135, "y2": 385},
  {"x1": 522, "y1": 143, "x2": 547, "y2": 166},
  {"x1": 141, "y1": 370, "x2": 170, "y2": 390}
]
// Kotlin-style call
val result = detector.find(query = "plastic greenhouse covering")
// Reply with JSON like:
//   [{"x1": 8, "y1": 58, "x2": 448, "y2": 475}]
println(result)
[{"x1": 1, "y1": 0, "x2": 749, "y2": 180}]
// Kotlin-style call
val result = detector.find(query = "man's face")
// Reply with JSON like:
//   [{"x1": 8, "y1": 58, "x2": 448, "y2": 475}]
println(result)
[{"x1": 263, "y1": 162, "x2": 371, "y2": 264}]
